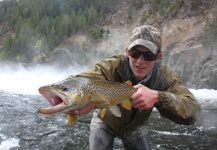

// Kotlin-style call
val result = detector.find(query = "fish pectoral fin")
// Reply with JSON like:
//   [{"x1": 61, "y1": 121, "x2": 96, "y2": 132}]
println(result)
[
  {"x1": 109, "y1": 105, "x2": 121, "y2": 117},
  {"x1": 100, "y1": 108, "x2": 107, "y2": 118},
  {"x1": 100, "y1": 106, "x2": 121, "y2": 118},
  {"x1": 121, "y1": 100, "x2": 132, "y2": 110},
  {"x1": 125, "y1": 80, "x2": 132, "y2": 86},
  {"x1": 67, "y1": 115, "x2": 78, "y2": 126}
]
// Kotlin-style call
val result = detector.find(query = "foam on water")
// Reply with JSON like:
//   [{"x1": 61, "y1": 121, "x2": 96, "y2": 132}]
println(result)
[
  {"x1": 0, "y1": 134, "x2": 19, "y2": 150},
  {"x1": 153, "y1": 130, "x2": 192, "y2": 136},
  {"x1": 190, "y1": 89, "x2": 217, "y2": 100},
  {"x1": 190, "y1": 89, "x2": 217, "y2": 107}
]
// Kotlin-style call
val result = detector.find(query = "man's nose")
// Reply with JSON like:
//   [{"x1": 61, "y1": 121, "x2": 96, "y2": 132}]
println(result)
[{"x1": 137, "y1": 54, "x2": 145, "y2": 62}]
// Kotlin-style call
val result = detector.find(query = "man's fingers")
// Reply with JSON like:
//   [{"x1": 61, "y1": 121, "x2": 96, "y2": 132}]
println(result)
[
  {"x1": 133, "y1": 84, "x2": 143, "y2": 89},
  {"x1": 78, "y1": 104, "x2": 97, "y2": 116},
  {"x1": 65, "y1": 104, "x2": 97, "y2": 116}
]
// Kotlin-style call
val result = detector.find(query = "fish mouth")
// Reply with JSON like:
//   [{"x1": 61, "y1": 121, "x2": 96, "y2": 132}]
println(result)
[{"x1": 38, "y1": 87, "x2": 73, "y2": 115}]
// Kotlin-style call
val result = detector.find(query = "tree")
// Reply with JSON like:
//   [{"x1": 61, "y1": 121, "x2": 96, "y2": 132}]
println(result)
[
  {"x1": 3, "y1": 36, "x2": 15, "y2": 60},
  {"x1": 37, "y1": 15, "x2": 51, "y2": 36},
  {"x1": 48, "y1": 25, "x2": 58, "y2": 50},
  {"x1": 13, "y1": 23, "x2": 36, "y2": 62},
  {"x1": 86, "y1": 5, "x2": 97, "y2": 24}
]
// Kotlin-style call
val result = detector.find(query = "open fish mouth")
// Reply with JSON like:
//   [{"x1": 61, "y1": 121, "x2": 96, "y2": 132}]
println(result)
[
  {"x1": 39, "y1": 88, "x2": 69, "y2": 106},
  {"x1": 38, "y1": 87, "x2": 73, "y2": 115}
]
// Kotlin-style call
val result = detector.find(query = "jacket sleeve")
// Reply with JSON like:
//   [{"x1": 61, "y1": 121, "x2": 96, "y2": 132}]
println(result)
[
  {"x1": 74, "y1": 54, "x2": 125, "y2": 81},
  {"x1": 155, "y1": 65, "x2": 201, "y2": 125}
]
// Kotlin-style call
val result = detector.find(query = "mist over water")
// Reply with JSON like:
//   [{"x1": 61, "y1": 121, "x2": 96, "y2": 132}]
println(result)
[{"x1": 0, "y1": 63, "x2": 89, "y2": 95}]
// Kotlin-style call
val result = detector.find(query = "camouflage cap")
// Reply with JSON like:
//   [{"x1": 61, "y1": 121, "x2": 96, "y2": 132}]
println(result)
[{"x1": 128, "y1": 25, "x2": 161, "y2": 54}]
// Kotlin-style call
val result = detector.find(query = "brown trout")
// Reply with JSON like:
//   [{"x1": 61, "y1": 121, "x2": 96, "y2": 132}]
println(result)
[{"x1": 38, "y1": 76, "x2": 137, "y2": 125}]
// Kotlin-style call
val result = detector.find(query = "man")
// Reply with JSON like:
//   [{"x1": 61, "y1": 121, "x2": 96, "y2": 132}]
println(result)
[{"x1": 66, "y1": 25, "x2": 201, "y2": 150}]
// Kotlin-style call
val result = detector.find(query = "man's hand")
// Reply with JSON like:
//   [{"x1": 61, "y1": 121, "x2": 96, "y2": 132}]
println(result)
[
  {"x1": 65, "y1": 104, "x2": 97, "y2": 116},
  {"x1": 131, "y1": 84, "x2": 159, "y2": 110}
]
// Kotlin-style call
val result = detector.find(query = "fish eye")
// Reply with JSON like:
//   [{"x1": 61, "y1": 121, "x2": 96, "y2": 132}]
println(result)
[{"x1": 61, "y1": 86, "x2": 68, "y2": 92}]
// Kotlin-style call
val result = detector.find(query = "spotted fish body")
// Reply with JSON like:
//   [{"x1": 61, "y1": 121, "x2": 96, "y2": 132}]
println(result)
[{"x1": 38, "y1": 76, "x2": 137, "y2": 125}]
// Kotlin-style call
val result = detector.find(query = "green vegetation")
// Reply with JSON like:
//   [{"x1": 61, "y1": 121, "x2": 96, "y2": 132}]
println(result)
[
  {"x1": 0, "y1": 0, "x2": 119, "y2": 62},
  {"x1": 92, "y1": 28, "x2": 104, "y2": 40},
  {"x1": 140, "y1": 0, "x2": 184, "y2": 23}
]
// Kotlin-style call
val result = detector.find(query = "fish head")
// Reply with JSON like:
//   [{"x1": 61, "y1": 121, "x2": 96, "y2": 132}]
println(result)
[{"x1": 38, "y1": 78, "x2": 89, "y2": 115}]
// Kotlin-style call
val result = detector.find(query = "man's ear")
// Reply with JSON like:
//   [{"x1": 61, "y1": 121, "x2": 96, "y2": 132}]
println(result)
[
  {"x1": 156, "y1": 53, "x2": 163, "y2": 62},
  {"x1": 126, "y1": 48, "x2": 129, "y2": 56}
]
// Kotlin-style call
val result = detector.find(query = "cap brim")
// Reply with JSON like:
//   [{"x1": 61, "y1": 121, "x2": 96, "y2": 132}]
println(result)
[{"x1": 128, "y1": 39, "x2": 158, "y2": 54}]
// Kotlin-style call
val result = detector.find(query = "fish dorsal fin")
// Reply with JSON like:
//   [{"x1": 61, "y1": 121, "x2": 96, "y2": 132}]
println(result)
[
  {"x1": 121, "y1": 100, "x2": 132, "y2": 110},
  {"x1": 109, "y1": 105, "x2": 121, "y2": 117},
  {"x1": 67, "y1": 75, "x2": 76, "y2": 79},
  {"x1": 100, "y1": 108, "x2": 107, "y2": 118},
  {"x1": 125, "y1": 80, "x2": 132, "y2": 86},
  {"x1": 67, "y1": 115, "x2": 78, "y2": 126},
  {"x1": 75, "y1": 75, "x2": 104, "y2": 80}
]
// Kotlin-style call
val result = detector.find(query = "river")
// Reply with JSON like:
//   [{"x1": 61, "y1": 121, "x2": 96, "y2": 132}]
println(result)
[{"x1": 0, "y1": 64, "x2": 216, "y2": 150}]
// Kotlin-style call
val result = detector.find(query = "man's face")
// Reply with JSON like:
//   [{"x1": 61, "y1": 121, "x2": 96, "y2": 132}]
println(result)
[{"x1": 126, "y1": 45, "x2": 162, "y2": 81}]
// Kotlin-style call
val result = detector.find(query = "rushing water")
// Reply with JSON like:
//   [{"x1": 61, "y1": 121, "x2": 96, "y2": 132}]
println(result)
[{"x1": 0, "y1": 64, "x2": 216, "y2": 150}]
